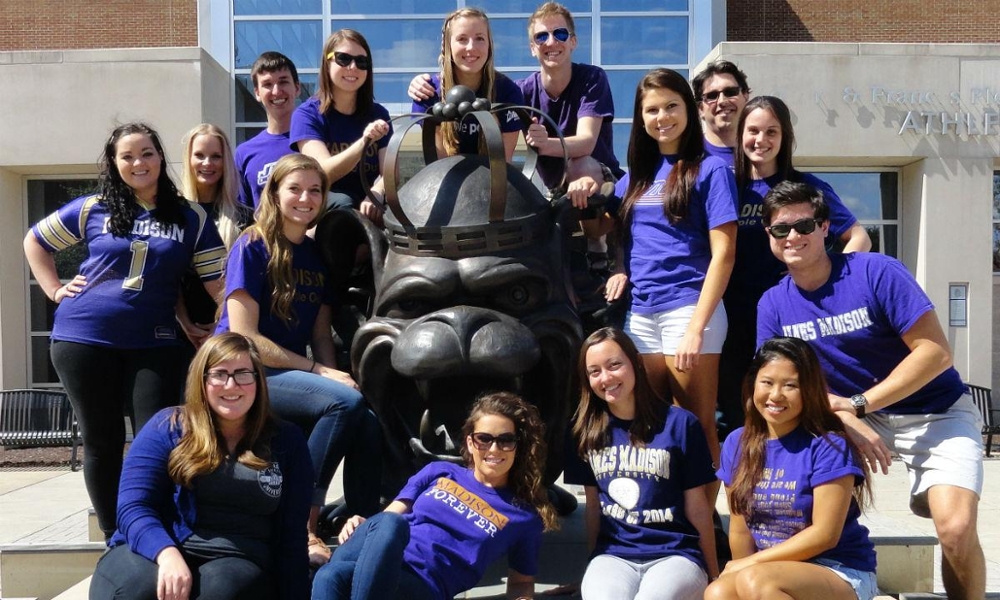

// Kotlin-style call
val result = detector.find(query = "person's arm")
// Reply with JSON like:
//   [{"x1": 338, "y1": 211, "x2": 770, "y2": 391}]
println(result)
[
  {"x1": 722, "y1": 475, "x2": 855, "y2": 574},
  {"x1": 583, "y1": 486, "x2": 601, "y2": 553},
  {"x1": 502, "y1": 131, "x2": 519, "y2": 163},
  {"x1": 297, "y1": 120, "x2": 390, "y2": 186},
  {"x1": 839, "y1": 222, "x2": 871, "y2": 253},
  {"x1": 358, "y1": 149, "x2": 388, "y2": 226},
  {"x1": 525, "y1": 115, "x2": 602, "y2": 159},
  {"x1": 684, "y1": 484, "x2": 720, "y2": 579},
  {"x1": 407, "y1": 74, "x2": 435, "y2": 102},
  {"x1": 675, "y1": 222, "x2": 736, "y2": 371},
  {"x1": 829, "y1": 310, "x2": 952, "y2": 414},
  {"x1": 725, "y1": 509, "x2": 757, "y2": 560},
  {"x1": 23, "y1": 232, "x2": 87, "y2": 303},
  {"x1": 506, "y1": 570, "x2": 534, "y2": 600},
  {"x1": 226, "y1": 290, "x2": 312, "y2": 370}
]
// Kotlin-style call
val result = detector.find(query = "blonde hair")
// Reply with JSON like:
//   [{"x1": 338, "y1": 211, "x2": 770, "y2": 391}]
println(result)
[
  {"x1": 181, "y1": 124, "x2": 244, "y2": 250},
  {"x1": 249, "y1": 154, "x2": 329, "y2": 325},
  {"x1": 439, "y1": 8, "x2": 496, "y2": 156},
  {"x1": 527, "y1": 2, "x2": 576, "y2": 37},
  {"x1": 168, "y1": 333, "x2": 276, "y2": 487}
]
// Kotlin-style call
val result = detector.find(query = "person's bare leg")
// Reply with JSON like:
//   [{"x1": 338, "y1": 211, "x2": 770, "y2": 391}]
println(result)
[
  {"x1": 927, "y1": 484, "x2": 985, "y2": 599},
  {"x1": 665, "y1": 354, "x2": 722, "y2": 503},
  {"x1": 640, "y1": 353, "x2": 671, "y2": 404},
  {"x1": 708, "y1": 561, "x2": 857, "y2": 600}
]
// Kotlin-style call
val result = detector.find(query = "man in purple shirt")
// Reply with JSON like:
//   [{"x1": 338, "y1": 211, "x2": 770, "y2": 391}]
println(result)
[
  {"x1": 691, "y1": 60, "x2": 751, "y2": 164},
  {"x1": 756, "y1": 181, "x2": 985, "y2": 600}
]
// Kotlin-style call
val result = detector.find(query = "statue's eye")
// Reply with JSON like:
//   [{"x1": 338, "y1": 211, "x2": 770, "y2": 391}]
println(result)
[
  {"x1": 385, "y1": 299, "x2": 434, "y2": 319},
  {"x1": 493, "y1": 282, "x2": 545, "y2": 314},
  {"x1": 508, "y1": 285, "x2": 530, "y2": 305}
]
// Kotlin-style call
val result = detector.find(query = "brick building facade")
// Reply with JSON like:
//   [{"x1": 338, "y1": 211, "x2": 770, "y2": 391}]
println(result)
[
  {"x1": 729, "y1": 0, "x2": 1000, "y2": 43},
  {"x1": 0, "y1": 0, "x2": 197, "y2": 51}
]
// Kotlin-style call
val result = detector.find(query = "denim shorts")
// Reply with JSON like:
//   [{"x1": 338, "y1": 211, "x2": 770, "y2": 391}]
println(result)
[{"x1": 811, "y1": 558, "x2": 878, "y2": 600}]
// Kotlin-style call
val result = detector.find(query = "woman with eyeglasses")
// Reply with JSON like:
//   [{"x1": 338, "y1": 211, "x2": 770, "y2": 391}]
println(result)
[
  {"x1": 312, "y1": 391, "x2": 558, "y2": 600},
  {"x1": 291, "y1": 28, "x2": 392, "y2": 225},
  {"x1": 215, "y1": 153, "x2": 381, "y2": 567},
  {"x1": 705, "y1": 337, "x2": 877, "y2": 600},
  {"x1": 90, "y1": 332, "x2": 313, "y2": 600},
  {"x1": 407, "y1": 7, "x2": 525, "y2": 162},
  {"x1": 717, "y1": 96, "x2": 871, "y2": 438},
  {"x1": 585, "y1": 69, "x2": 736, "y2": 504},
  {"x1": 564, "y1": 327, "x2": 719, "y2": 600}
]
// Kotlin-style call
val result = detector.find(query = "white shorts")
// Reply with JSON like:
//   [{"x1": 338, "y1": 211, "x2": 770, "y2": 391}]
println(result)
[
  {"x1": 864, "y1": 392, "x2": 984, "y2": 518},
  {"x1": 625, "y1": 302, "x2": 728, "y2": 355}
]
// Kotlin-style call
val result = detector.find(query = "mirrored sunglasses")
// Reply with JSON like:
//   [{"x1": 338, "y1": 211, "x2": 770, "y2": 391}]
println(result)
[
  {"x1": 471, "y1": 432, "x2": 518, "y2": 452},
  {"x1": 533, "y1": 27, "x2": 572, "y2": 44},
  {"x1": 204, "y1": 370, "x2": 258, "y2": 386},
  {"x1": 700, "y1": 86, "x2": 742, "y2": 103},
  {"x1": 765, "y1": 218, "x2": 824, "y2": 239},
  {"x1": 328, "y1": 51, "x2": 371, "y2": 70}
]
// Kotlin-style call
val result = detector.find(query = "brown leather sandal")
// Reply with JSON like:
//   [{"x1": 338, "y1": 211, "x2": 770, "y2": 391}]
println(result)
[{"x1": 308, "y1": 533, "x2": 332, "y2": 567}]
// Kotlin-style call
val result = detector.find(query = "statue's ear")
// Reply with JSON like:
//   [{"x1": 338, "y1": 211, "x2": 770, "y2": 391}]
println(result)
[{"x1": 314, "y1": 210, "x2": 388, "y2": 314}]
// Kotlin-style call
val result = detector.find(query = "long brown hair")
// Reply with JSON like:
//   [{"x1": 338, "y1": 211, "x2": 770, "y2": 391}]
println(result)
[
  {"x1": 621, "y1": 68, "x2": 704, "y2": 226},
  {"x1": 439, "y1": 7, "x2": 497, "y2": 156},
  {"x1": 728, "y1": 337, "x2": 872, "y2": 518},
  {"x1": 460, "y1": 391, "x2": 559, "y2": 532},
  {"x1": 168, "y1": 332, "x2": 276, "y2": 487},
  {"x1": 734, "y1": 96, "x2": 797, "y2": 191},
  {"x1": 248, "y1": 153, "x2": 329, "y2": 325},
  {"x1": 181, "y1": 123, "x2": 244, "y2": 250},
  {"x1": 572, "y1": 327, "x2": 669, "y2": 457},
  {"x1": 317, "y1": 29, "x2": 375, "y2": 118}
]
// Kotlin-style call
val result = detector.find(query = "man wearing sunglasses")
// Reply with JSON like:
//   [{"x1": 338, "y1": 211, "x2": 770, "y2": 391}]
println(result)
[
  {"x1": 756, "y1": 181, "x2": 985, "y2": 600},
  {"x1": 691, "y1": 60, "x2": 751, "y2": 164}
]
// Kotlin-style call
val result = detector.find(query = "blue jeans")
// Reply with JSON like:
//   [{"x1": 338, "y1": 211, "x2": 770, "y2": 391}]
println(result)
[
  {"x1": 265, "y1": 368, "x2": 381, "y2": 512},
  {"x1": 312, "y1": 513, "x2": 436, "y2": 600}
]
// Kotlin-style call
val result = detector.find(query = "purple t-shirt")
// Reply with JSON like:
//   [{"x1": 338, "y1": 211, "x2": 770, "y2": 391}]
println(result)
[
  {"x1": 703, "y1": 140, "x2": 735, "y2": 166},
  {"x1": 728, "y1": 172, "x2": 859, "y2": 309},
  {"x1": 564, "y1": 407, "x2": 715, "y2": 566},
  {"x1": 32, "y1": 195, "x2": 225, "y2": 348},
  {"x1": 396, "y1": 462, "x2": 543, "y2": 599},
  {"x1": 718, "y1": 426, "x2": 877, "y2": 572},
  {"x1": 757, "y1": 252, "x2": 966, "y2": 414},
  {"x1": 235, "y1": 130, "x2": 293, "y2": 210},
  {"x1": 289, "y1": 97, "x2": 392, "y2": 203},
  {"x1": 517, "y1": 63, "x2": 622, "y2": 188},
  {"x1": 215, "y1": 233, "x2": 334, "y2": 356},
  {"x1": 610, "y1": 154, "x2": 738, "y2": 314},
  {"x1": 412, "y1": 73, "x2": 524, "y2": 155}
]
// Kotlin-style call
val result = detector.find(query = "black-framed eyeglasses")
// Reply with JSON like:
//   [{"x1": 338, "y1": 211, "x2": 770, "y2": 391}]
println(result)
[
  {"x1": 532, "y1": 27, "x2": 572, "y2": 44},
  {"x1": 328, "y1": 51, "x2": 371, "y2": 70},
  {"x1": 204, "y1": 370, "x2": 258, "y2": 386},
  {"x1": 765, "y1": 218, "x2": 824, "y2": 239},
  {"x1": 470, "y1": 432, "x2": 518, "y2": 452},
  {"x1": 700, "y1": 86, "x2": 742, "y2": 104}
]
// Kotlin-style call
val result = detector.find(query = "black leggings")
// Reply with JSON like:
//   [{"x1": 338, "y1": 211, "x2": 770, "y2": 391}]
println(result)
[
  {"x1": 90, "y1": 544, "x2": 270, "y2": 600},
  {"x1": 51, "y1": 341, "x2": 184, "y2": 537}
]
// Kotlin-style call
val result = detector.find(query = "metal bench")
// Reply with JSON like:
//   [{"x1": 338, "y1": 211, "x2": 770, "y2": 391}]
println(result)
[
  {"x1": 967, "y1": 383, "x2": 1000, "y2": 457},
  {"x1": 0, "y1": 389, "x2": 80, "y2": 470}
]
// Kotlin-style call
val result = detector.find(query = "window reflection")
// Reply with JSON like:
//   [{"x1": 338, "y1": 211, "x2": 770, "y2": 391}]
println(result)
[
  {"x1": 235, "y1": 0, "x2": 321, "y2": 16},
  {"x1": 601, "y1": 17, "x2": 687, "y2": 65},
  {"x1": 477, "y1": 0, "x2": 591, "y2": 11},
  {"x1": 355, "y1": 19, "x2": 442, "y2": 70},
  {"x1": 331, "y1": 0, "x2": 455, "y2": 13},
  {"x1": 235, "y1": 20, "x2": 323, "y2": 69},
  {"x1": 805, "y1": 171, "x2": 899, "y2": 257},
  {"x1": 610, "y1": 0, "x2": 687, "y2": 10},
  {"x1": 236, "y1": 74, "x2": 317, "y2": 123}
]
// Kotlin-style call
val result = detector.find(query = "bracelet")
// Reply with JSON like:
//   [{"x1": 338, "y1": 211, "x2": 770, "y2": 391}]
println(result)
[{"x1": 309, "y1": 359, "x2": 317, "y2": 374}]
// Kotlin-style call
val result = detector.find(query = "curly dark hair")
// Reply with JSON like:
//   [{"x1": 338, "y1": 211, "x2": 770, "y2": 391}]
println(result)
[
  {"x1": 460, "y1": 391, "x2": 558, "y2": 531},
  {"x1": 98, "y1": 122, "x2": 185, "y2": 237}
]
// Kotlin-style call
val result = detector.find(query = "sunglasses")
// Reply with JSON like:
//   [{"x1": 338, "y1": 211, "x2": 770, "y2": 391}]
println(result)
[
  {"x1": 204, "y1": 369, "x2": 258, "y2": 387},
  {"x1": 327, "y1": 51, "x2": 371, "y2": 70},
  {"x1": 765, "y1": 218, "x2": 824, "y2": 239},
  {"x1": 532, "y1": 27, "x2": 572, "y2": 44},
  {"x1": 470, "y1": 432, "x2": 518, "y2": 452},
  {"x1": 700, "y1": 86, "x2": 742, "y2": 103}
]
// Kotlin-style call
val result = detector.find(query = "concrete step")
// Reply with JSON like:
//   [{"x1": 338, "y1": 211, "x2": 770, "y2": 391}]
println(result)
[
  {"x1": 0, "y1": 542, "x2": 103, "y2": 600},
  {"x1": 52, "y1": 575, "x2": 90, "y2": 600}
]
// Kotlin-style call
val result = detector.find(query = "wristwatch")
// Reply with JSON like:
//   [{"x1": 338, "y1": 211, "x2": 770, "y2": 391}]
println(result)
[{"x1": 850, "y1": 394, "x2": 868, "y2": 418}]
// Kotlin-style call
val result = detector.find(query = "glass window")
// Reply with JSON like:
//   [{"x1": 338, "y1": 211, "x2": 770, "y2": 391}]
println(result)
[
  {"x1": 26, "y1": 178, "x2": 99, "y2": 387},
  {"x1": 612, "y1": 122, "x2": 632, "y2": 169},
  {"x1": 477, "y1": 0, "x2": 591, "y2": 11},
  {"x1": 601, "y1": 17, "x2": 687, "y2": 65},
  {"x1": 490, "y1": 17, "x2": 592, "y2": 68},
  {"x1": 332, "y1": 0, "x2": 455, "y2": 13},
  {"x1": 610, "y1": 0, "x2": 687, "y2": 10},
  {"x1": 993, "y1": 171, "x2": 1000, "y2": 272},
  {"x1": 605, "y1": 70, "x2": 691, "y2": 120},
  {"x1": 351, "y1": 19, "x2": 442, "y2": 70},
  {"x1": 236, "y1": 73, "x2": 317, "y2": 123},
  {"x1": 806, "y1": 171, "x2": 899, "y2": 257},
  {"x1": 235, "y1": 20, "x2": 324, "y2": 69},
  {"x1": 235, "y1": 0, "x2": 322, "y2": 16}
]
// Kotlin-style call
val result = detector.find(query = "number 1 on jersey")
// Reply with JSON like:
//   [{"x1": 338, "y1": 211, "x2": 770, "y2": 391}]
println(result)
[{"x1": 123, "y1": 240, "x2": 149, "y2": 290}]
